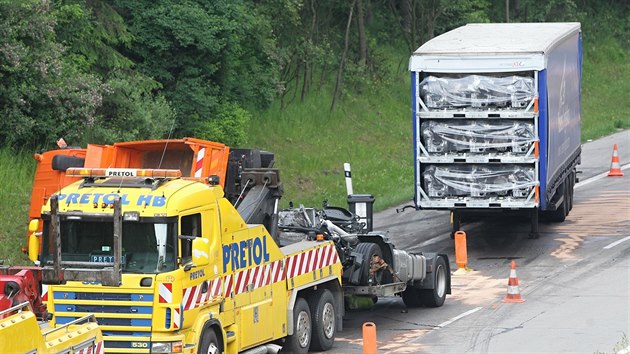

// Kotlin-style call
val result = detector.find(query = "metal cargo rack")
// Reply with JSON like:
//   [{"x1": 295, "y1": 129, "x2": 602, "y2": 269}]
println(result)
[
  {"x1": 415, "y1": 187, "x2": 539, "y2": 209},
  {"x1": 418, "y1": 110, "x2": 537, "y2": 119},
  {"x1": 419, "y1": 155, "x2": 537, "y2": 164},
  {"x1": 413, "y1": 71, "x2": 540, "y2": 211},
  {"x1": 416, "y1": 72, "x2": 539, "y2": 120}
]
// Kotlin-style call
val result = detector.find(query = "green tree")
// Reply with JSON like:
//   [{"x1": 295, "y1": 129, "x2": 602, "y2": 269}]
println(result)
[
  {"x1": 0, "y1": 0, "x2": 104, "y2": 148},
  {"x1": 53, "y1": 0, "x2": 175, "y2": 144},
  {"x1": 111, "y1": 1, "x2": 279, "y2": 145}
]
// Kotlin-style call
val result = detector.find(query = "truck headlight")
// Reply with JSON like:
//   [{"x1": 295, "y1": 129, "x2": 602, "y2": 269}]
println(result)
[{"x1": 151, "y1": 341, "x2": 182, "y2": 353}]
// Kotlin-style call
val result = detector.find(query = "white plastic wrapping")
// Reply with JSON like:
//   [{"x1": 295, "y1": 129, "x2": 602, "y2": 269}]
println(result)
[
  {"x1": 420, "y1": 74, "x2": 534, "y2": 109},
  {"x1": 423, "y1": 164, "x2": 535, "y2": 198},
  {"x1": 421, "y1": 121, "x2": 535, "y2": 154}
]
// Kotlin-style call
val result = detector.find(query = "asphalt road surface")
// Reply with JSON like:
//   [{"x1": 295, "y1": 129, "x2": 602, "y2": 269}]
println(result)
[{"x1": 322, "y1": 130, "x2": 630, "y2": 354}]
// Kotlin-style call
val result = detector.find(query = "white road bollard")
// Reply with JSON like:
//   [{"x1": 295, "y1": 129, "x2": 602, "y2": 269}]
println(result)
[{"x1": 344, "y1": 162, "x2": 353, "y2": 196}]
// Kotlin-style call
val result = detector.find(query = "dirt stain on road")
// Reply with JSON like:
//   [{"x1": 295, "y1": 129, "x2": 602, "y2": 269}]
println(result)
[
  {"x1": 450, "y1": 270, "x2": 505, "y2": 306},
  {"x1": 550, "y1": 190, "x2": 630, "y2": 260}
]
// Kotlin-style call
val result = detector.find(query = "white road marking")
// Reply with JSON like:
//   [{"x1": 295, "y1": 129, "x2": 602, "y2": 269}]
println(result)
[
  {"x1": 436, "y1": 306, "x2": 483, "y2": 329},
  {"x1": 407, "y1": 306, "x2": 484, "y2": 343},
  {"x1": 574, "y1": 164, "x2": 630, "y2": 190},
  {"x1": 603, "y1": 236, "x2": 630, "y2": 250}
]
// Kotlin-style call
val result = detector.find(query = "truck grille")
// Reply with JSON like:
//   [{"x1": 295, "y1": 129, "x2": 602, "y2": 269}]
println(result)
[{"x1": 52, "y1": 289, "x2": 154, "y2": 353}]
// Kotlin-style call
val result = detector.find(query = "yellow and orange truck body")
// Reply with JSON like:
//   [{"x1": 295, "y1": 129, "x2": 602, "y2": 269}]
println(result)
[{"x1": 38, "y1": 167, "x2": 343, "y2": 353}]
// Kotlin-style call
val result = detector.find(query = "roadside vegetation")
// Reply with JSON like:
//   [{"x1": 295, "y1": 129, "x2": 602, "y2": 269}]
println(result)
[
  {"x1": 0, "y1": 149, "x2": 36, "y2": 265},
  {"x1": 0, "y1": 0, "x2": 628, "y2": 264}
]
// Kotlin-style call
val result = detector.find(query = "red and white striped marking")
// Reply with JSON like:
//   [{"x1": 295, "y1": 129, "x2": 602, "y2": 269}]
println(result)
[
  {"x1": 76, "y1": 341, "x2": 104, "y2": 354},
  {"x1": 286, "y1": 244, "x2": 338, "y2": 278},
  {"x1": 194, "y1": 147, "x2": 205, "y2": 177},
  {"x1": 172, "y1": 308, "x2": 180, "y2": 329},
  {"x1": 221, "y1": 244, "x2": 337, "y2": 297},
  {"x1": 182, "y1": 278, "x2": 223, "y2": 311},
  {"x1": 222, "y1": 261, "x2": 283, "y2": 297},
  {"x1": 158, "y1": 283, "x2": 172, "y2": 303},
  {"x1": 76, "y1": 344, "x2": 93, "y2": 354},
  {"x1": 224, "y1": 274, "x2": 233, "y2": 298},
  {"x1": 41, "y1": 284, "x2": 48, "y2": 302},
  {"x1": 182, "y1": 283, "x2": 201, "y2": 310},
  {"x1": 271, "y1": 260, "x2": 285, "y2": 283}
]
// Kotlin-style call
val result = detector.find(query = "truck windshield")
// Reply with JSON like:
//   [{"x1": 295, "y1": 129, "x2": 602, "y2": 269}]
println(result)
[{"x1": 41, "y1": 218, "x2": 178, "y2": 274}]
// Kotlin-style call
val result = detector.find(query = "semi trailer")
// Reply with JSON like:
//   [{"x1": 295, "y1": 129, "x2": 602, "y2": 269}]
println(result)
[{"x1": 409, "y1": 22, "x2": 582, "y2": 237}]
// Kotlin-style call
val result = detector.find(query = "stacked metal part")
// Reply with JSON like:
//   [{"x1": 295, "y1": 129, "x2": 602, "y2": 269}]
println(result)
[
  {"x1": 418, "y1": 73, "x2": 537, "y2": 201},
  {"x1": 421, "y1": 121, "x2": 535, "y2": 154},
  {"x1": 423, "y1": 165, "x2": 536, "y2": 199},
  {"x1": 419, "y1": 74, "x2": 535, "y2": 110}
]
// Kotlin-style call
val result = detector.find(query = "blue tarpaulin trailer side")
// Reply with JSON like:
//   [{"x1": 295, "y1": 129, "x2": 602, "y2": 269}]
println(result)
[{"x1": 408, "y1": 23, "x2": 582, "y2": 238}]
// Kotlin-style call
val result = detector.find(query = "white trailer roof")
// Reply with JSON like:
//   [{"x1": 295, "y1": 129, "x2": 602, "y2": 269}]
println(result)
[
  {"x1": 413, "y1": 23, "x2": 581, "y2": 55},
  {"x1": 409, "y1": 23, "x2": 581, "y2": 73}
]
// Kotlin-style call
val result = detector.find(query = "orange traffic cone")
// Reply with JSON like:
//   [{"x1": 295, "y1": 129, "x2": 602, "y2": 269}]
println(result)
[
  {"x1": 502, "y1": 260, "x2": 525, "y2": 303},
  {"x1": 608, "y1": 144, "x2": 624, "y2": 176}
]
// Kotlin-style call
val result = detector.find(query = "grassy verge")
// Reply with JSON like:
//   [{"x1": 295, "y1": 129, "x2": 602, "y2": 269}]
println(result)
[
  {"x1": 0, "y1": 148, "x2": 36, "y2": 265},
  {"x1": 247, "y1": 65, "x2": 414, "y2": 211},
  {"x1": 581, "y1": 35, "x2": 630, "y2": 141}
]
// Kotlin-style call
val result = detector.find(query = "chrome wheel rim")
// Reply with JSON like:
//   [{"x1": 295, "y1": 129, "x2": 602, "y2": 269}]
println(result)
[
  {"x1": 297, "y1": 310, "x2": 311, "y2": 348},
  {"x1": 436, "y1": 264, "x2": 446, "y2": 298},
  {"x1": 322, "y1": 302, "x2": 335, "y2": 339}
]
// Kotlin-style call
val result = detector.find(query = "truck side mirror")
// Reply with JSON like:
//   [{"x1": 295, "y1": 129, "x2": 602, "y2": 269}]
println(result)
[
  {"x1": 191, "y1": 237, "x2": 211, "y2": 267},
  {"x1": 28, "y1": 219, "x2": 40, "y2": 263}
]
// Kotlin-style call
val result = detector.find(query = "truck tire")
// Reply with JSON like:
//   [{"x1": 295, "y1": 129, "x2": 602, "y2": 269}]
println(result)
[
  {"x1": 282, "y1": 297, "x2": 311, "y2": 354},
  {"x1": 355, "y1": 243, "x2": 383, "y2": 286},
  {"x1": 198, "y1": 328, "x2": 220, "y2": 354},
  {"x1": 547, "y1": 181, "x2": 567, "y2": 222},
  {"x1": 568, "y1": 171, "x2": 575, "y2": 212},
  {"x1": 418, "y1": 256, "x2": 448, "y2": 307},
  {"x1": 308, "y1": 289, "x2": 336, "y2": 351}
]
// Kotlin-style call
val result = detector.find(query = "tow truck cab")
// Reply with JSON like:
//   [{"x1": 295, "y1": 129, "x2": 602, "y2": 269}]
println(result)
[{"x1": 34, "y1": 167, "x2": 344, "y2": 353}]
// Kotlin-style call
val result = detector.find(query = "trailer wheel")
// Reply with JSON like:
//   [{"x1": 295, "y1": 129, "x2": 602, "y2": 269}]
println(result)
[
  {"x1": 308, "y1": 289, "x2": 336, "y2": 351},
  {"x1": 567, "y1": 171, "x2": 575, "y2": 210},
  {"x1": 198, "y1": 328, "x2": 220, "y2": 354},
  {"x1": 355, "y1": 242, "x2": 383, "y2": 285},
  {"x1": 547, "y1": 181, "x2": 567, "y2": 222},
  {"x1": 419, "y1": 256, "x2": 448, "y2": 307},
  {"x1": 282, "y1": 297, "x2": 311, "y2": 354}
]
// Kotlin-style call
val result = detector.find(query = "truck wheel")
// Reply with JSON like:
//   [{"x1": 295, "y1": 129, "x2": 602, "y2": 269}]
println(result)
[
  {"x1": 282, "y1": 297, "x2": 311, "y2": 354},
  {"x1": 419, "y1": 256, "x2": 448, "y2": 307},
  {"x1": 402, "y1": 287, "x2": 423, "y2": 308},
  {"x1": 198, "y1": 328, "x2": 220, "y2": 354},
  {"x1": 547, "y1": 181, "x2": 567, "y2": 222},
  {"x1": 308, "y1": 289, "x2": 336, "y2": 351},
  {"x1": 569, "y1": 171, "x2": 575, "y2": 211},
  {"x1": 355, "y1": 242, "x2": 383, "y2": 285}
]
